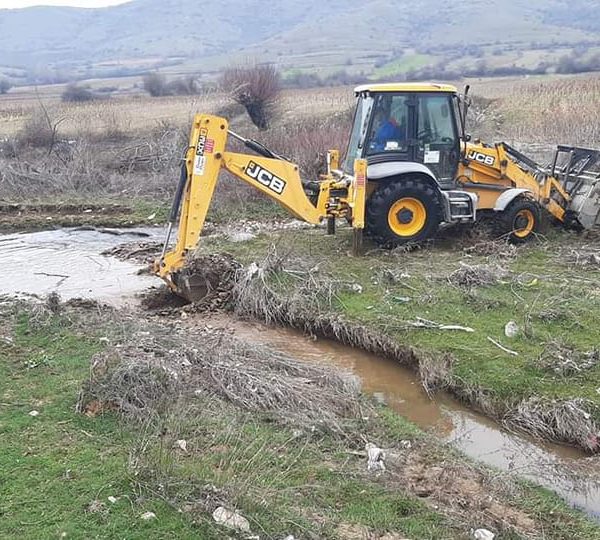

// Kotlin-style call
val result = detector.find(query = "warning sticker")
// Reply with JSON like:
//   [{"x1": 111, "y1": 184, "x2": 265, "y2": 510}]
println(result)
[
  {"x1": 205, "y1": 138, "x2": 215, "y2": 154},
  {"x1": 424, "y1": 150, "x2": 440, "y2": 164},
  {"x1": 193, "y1": 155, "x2": 206, "y2": 176}
]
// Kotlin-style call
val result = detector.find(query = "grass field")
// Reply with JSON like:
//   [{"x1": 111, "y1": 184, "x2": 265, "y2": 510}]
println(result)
[
  {"x1": 372, "y1": 54, "x2": 437, "y2": 77},
  {"x1": 2, "y1": 301, "x2": 599, "y2": 539}
]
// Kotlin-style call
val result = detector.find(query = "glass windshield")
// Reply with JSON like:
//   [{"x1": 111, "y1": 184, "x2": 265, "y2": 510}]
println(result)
[
  {"x1": 366, "y1": 94, "x2": 409, "y2": 155},
  {"x1": 416, "y1": 94, "x2": 459, "y2": 184},
  {"x1": 344, "y1": 95, "x2": 373, "y2": 173}
]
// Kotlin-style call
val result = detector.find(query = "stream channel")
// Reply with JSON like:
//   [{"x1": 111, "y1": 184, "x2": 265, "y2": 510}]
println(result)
[{"x1": 1, "y1": 227, "x2": 598, "y2": 519}]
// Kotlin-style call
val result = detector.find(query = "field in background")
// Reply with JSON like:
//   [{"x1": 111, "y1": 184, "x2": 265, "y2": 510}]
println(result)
[{"x1": 0, "y1": 73, "x2": 599, "y2": 222}]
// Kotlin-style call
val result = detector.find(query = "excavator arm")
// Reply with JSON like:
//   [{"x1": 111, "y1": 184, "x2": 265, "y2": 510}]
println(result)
[
  {"x1": 459, "y1": 141, "x2": 600, "y2": 228},
  {"x1": 154, "y1": 114, "x2": 367, "y2": 300}
]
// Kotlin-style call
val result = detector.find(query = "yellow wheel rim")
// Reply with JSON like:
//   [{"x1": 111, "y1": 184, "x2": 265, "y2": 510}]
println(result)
[
  {"x1": 388, "y1": 197, "x2": 427, "y2": 237},
  {"x1": 513, "y1": 209, "x2": 535, "y2": 238}
]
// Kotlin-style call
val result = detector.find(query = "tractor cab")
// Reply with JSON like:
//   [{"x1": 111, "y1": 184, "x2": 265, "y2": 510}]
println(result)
[{"x1": 344, "y1": 83, "x2": 462, "y2": 188}]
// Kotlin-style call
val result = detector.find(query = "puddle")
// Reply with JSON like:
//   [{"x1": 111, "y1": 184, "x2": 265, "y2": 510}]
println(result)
[
  {"x1": 0, "y1": 227, "x2": 163, "y2": 306},
  {"x1": 205, "y1": 315, "x2": 600, "y2": 519}
]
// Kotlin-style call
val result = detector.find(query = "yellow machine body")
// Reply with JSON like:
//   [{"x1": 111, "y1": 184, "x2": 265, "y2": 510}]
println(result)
[{"x1": 458, "y1": 141, "x2": 571, "y2": 222}]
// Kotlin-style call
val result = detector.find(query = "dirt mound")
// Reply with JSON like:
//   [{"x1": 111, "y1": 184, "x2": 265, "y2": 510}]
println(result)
[
  {"x1": 393, "y1": 450, "x2": 537, "y2": 537},
  {"x1": 175, "y1": 253, "x2": 241, "y2": 307}
]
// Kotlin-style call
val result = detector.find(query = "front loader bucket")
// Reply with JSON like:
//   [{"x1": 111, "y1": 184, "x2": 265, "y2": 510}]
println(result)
[{"x1": 551, "y1": 146, "x2": 600, "y2": 229}]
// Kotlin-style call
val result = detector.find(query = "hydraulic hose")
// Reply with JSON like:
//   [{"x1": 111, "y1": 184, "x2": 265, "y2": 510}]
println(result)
[{"x1": 160, "y1": 160, "x2": 188, "y2": 258}]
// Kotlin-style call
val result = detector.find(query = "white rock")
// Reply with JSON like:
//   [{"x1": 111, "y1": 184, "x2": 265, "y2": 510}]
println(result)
[
  {"x1": 228, "y1": 231, "x2": 256, "y2": 243},
  {"x1": 140, "y1": 511, "x2": 156, "y2": 521},
  {"x1": 504, "y1": 321, "x2": 519, "y2": 338},
  {"x1": 174, "y1": 439, "x2": 188, "y2": 452},
  {"x1": 350, "y1": 283, "x2": 363, "y2": 294},
  {"x1": 107, "y1": 496, "x2": 118, "y2": 504},
  {"x1": 212, "y1": 506, "x2": 251, "y2": 532},
  {"x1": 473, "y1": 529, "x2": 495, "y2": 540},
  {"x1": 399, "y1": 439, "x2": 412, "y2": 449},
  {"x1": 28, "y1": 410, "x2": 40, "y2": 417},
  {"x1": 365, "y1": 442, "x2": 386, "y2": 471}
]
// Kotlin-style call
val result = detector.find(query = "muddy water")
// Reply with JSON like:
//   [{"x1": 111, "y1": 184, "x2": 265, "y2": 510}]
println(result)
[
  {"x1": 0, "y1": 228, "x2": 162, "y2": 305},
  {"x1": 208, "y1": 315, "x2": 600, "y2": 519}
]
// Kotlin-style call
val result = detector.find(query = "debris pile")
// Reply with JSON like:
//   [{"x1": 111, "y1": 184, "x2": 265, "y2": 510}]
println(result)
[
  {"x1": 463, "y1": 240, "x2": 517, "y2": 259},
  {"x1": 536, "y1": 341, "x2": 599, "y2": 376},
  {"x1": 448, "y1": 263, "x2": 508, "y2": 289},
  {"x1": 78, "y1": 328, "x2": 363, "y2": 434}
]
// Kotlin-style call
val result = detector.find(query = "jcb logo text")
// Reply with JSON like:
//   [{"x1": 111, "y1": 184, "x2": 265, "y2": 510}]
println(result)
[
  {"x1": 467, "y1": 151, "x2": 495, "y2": 167},
  {"x1": 246, "y1": 161, "x2": 286, "y2": 195}
]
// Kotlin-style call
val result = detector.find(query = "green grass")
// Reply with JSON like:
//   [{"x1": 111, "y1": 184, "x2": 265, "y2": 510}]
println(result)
[
  {"x1": 200, "y1": 227, "x2": 600, "y2": 425},
  {"x1": 0, "y1": 311, "x2": 213, "y2": 539},
  {"x1": 1, "y1": 299, "x2": 599, "y2": 538},
  {"x1": 373, "y1": 54, "x2": 437, "y2": 77}
]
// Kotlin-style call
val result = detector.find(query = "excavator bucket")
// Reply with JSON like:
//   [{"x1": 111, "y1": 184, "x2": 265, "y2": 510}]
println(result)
[
  {"x1": 166, "y1": 253, "x2": 240, "y2": 304},
  {"x1": 551, "y1": 146, "x2": 600, "y2": 229}
]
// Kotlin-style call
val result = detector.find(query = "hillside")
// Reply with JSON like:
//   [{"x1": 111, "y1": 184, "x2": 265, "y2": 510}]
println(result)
[{"x1": 1, "y1": 0, "x2": 599, "y2": 81}]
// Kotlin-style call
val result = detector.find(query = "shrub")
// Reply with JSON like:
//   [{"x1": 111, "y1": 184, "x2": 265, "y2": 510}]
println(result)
[
  {"x1": 61, "y1": 83, "x2": 95, "y2": 102},
  {"x1": 0, "y1": 78, "x2": 12, "y2": 94},
  {"x1": 220, "y1": 64, "x2": 281, "y2": 130},
  {"x1": 167, "y1": 75, "x2": 200, "y2": 96},
  {"x1": 143, "y1": 72, "x2": 169, "y2": 97}
]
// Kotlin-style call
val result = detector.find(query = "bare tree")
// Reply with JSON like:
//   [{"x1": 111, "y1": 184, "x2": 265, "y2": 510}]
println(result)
[{"x1": 220, "y1": 64, "x2": 281, "y2": 130}]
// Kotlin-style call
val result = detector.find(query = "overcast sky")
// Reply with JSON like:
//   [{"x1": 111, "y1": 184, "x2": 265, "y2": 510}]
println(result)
[{"x1": 0, "y1": 0, "x2": 130, "y2": 8}]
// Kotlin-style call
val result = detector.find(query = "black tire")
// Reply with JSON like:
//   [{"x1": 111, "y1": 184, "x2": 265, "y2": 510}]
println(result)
[
  {"x1": 366, "y1": 176, "x2": 442, "y2": 247},
  {"x1": 495, "y1": 198, "x2": 540, "y2": 243}
]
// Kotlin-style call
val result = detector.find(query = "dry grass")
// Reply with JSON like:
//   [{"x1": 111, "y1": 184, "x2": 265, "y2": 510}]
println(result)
[
  {"x1": 474, "y1": 75, "x2": 600, "y2": 160},
  {"x1": 0, "y1": 86, "x2": 352, "y2": 204},
  {"x1": 504, "y1": 397, "x2": 600, "y2": 452},
  {"x1": 79, "y1": 327, "x2": 365, "y2": 436}
]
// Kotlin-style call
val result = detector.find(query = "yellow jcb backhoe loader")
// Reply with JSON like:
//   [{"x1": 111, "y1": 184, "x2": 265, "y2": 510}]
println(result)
[{"x1": 155, "y1": 83, "x2": 600, "y2": 301}]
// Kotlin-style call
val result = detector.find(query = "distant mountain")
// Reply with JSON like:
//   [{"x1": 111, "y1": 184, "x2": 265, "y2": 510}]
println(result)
[{"x1": 0, "y1": 0, "x2": 599, "y2": 77}]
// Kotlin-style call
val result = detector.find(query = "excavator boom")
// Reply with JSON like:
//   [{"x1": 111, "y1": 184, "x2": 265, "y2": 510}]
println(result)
[{"x1": 154, "y1": 114, "x2": 367, "y2": 300}]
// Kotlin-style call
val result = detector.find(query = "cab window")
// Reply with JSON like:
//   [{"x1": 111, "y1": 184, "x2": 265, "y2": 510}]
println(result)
[{"x1": 366, "y1": 94, "x2": 409, "y2": 155}]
